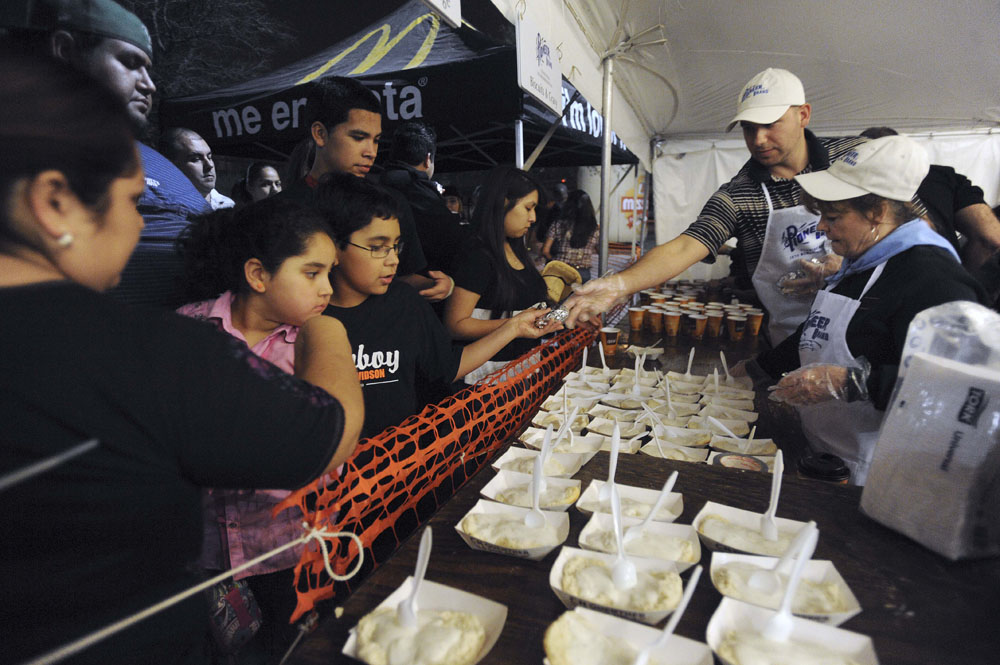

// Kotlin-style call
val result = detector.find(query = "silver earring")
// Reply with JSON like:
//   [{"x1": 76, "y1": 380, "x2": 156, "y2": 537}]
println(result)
[{"x1": 57, "y1": 232, "x2": 74, "y2": 248}]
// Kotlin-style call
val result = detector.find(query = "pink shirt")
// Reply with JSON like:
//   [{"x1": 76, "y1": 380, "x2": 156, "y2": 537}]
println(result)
[
  {"x1": 177, "y1": 291, "x2": 298, "y2": 373},
  {"x1": 178, "y1": 292, "x2": 306, "y2": 578}
]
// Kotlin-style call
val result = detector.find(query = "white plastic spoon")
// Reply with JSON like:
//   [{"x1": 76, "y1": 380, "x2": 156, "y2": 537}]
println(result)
[
  {"x1": 539, "y1": 424, "x2": 554, "y2": 463},
  {"x1": 552, "y1": 406, "x2": 579, "y2": 449},
  {"x1": 523, "y1": 454, "x2": 546, "y2": 529},
  {"x1": 734, "y1": 425, "x2": 758, "y2": 454},
  {"x1": 707, "y1": 415, "x2": 740, "y2": 440},
  {"x1": 651, "y1": 430, "x2": 667, "y2": 458},
  {"x1": 631, "y1": 565, "x2": 703, "y2": 665},
  {"x1": 599, "y1": 419, "x2": 622, "y2": 502},
  {"x1": 624, "y1": 471, "x2": 678, "y2": 544},
  {"x1": 640, "y1": 403, "x2": 664, "y2": 428},
  {"x1": 762, "y1": 523, "x2": 819, "y2": 642},
  {"x1": 581, "y1": 345, "x2": 588, "y2": 371},
  {"x1": 748, "y1": 520, "x2": 818, "y2": 594},
  {"x1": 685, "y1": 347, "x2": 695, "y2": 378},
  {"x1": 397, "y1": 527, "x2": 432, "y2": 629},
  {"x1": 720, "y1": 351, "x2": 733, "y2": 385},
  {"x1": 760, "y1": 450, "x2": 785, "y2": 541},
  {"x1": 663, "y1": 375, "x2": 677, "y2": 420},
  {"x1": 599, "y1": 338, "x2": 609, "y2": 371},
  {"x1": 610, "y1": 484, "x2": 638, "y2": 589},
  {"x1": 713, "y1": 367, "x2": 720, "y2": 395}
]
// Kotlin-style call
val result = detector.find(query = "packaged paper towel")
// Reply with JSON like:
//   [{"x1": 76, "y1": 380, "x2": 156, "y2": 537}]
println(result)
[{"x1": 862, "y1": 302, "x2": 1000, "y2": 560}]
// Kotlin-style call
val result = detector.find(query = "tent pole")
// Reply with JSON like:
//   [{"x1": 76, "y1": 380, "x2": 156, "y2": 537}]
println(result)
[
  {"x1": 524, "y1": 90, "x2": 582, "y2": 172},
  {"x1": 515, "y1": 119, "x2": 524, "y2": 168},
  {"x1": 598, "y1": 56, "x2": 614, "y2": 277},
  {"x1": 630, "y1": 164, "x2": 639, "y2": 261}
]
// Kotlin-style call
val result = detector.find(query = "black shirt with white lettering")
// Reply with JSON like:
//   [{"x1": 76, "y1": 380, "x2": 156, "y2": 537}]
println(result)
[{"x1": 324, "y1": 281, "x2": 462, "y2": 438}]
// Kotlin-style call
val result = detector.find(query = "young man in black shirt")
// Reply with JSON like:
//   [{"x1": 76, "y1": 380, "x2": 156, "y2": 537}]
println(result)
[{"x1": 280, "y1": 77, "x2": 455, "y2": 303}]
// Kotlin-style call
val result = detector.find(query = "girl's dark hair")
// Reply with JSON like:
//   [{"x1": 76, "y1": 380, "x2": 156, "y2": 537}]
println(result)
[
  {"x1": 313, "y1": 172, "x2": 400, "y2": 247},
  {"x1": 563, "y1": 189, "x2": 598, "y2": 248},
  {"x1": 179, "y1": 197, "x2": 330, "y2": 301},
  {"x1": 470, "y1": 166, "x2": 544, "y2": 314},
  {"x1": 0, "y1": 49, "x2": 137, "y2": 250},
  {"x1": 801, "y1": 192, "x2": 923, "y2": 226}
]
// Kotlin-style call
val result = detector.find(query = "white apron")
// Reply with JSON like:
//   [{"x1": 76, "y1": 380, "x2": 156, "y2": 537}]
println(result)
[
  {"x1": 461, "y1": 306, "x2": 526, "y2": 385},
  {"x1": 751, "y1": 185, "x2": 829, "y2": 344},
  {"x1": 796, "y1": 263, "x2": 886, "y2": 485}
]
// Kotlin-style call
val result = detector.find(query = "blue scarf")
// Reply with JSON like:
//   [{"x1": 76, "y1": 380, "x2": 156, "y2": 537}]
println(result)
[{"x1": 827, "y1": 219, "x2": 960, "y2": 284}]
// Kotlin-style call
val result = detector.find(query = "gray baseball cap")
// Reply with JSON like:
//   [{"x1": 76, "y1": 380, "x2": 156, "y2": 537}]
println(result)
[{"x1": 0, "y1": 0, "x2": 152, "y2": 58}]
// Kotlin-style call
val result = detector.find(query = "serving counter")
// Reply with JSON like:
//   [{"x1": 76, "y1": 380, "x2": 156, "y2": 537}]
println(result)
[{"x1": 286, "y1": 332, "x2": 999, "y2": 665}]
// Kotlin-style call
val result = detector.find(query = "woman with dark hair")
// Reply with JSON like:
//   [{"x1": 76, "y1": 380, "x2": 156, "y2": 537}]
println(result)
[
  {"x1": 541, "y1": 188, "x2": 600, "y2": 281},
  {"x1": 0, "y1": 52, "x2": 361, "y2": 663},
  {"x1": 445, "y1": 166, "x2": 554, "y2": 384},
  {"x1": 737, "y1": 136, "x2": 986, "y2": 485},
  {"x1": 230, "y1": 161, "x2": 283, "y2": 206},
  {"x1": 245, "y1": 162, "x2": 283, "y2": 202}
]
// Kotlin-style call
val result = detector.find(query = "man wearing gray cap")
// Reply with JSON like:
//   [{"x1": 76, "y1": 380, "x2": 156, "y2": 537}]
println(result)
[
  {"x1": 566, "y1": 68, "x2": 866, "y2": 344},
  {"x1": 1, "y1": 0, "x2": 211, "y2": 307}
]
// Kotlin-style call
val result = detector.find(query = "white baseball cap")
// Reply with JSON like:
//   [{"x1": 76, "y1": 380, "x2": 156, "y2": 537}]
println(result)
[
  {"x1": 726, "y1": 68, "x2": 806, "y2": 132},
  {"x1": 794, "y1": 136, "x2": 930, "y2": 202}
]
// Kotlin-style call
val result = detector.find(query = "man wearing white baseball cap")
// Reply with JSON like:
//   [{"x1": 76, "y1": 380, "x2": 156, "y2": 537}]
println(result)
[
  {"x1": 565, "y1": 68, "x2": 866, "y2": 344},
  {"x1": 742, "y1": 136, "x2": 986, "y2": 484}
]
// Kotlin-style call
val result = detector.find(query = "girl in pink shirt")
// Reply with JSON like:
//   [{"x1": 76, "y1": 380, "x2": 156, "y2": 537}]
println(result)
[{"x1": 177, "y1": 197, "x2": 337, "y2": 658}]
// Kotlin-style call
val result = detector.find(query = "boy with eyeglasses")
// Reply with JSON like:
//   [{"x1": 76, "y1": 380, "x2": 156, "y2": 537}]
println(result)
[{"x1": 317, "y1": 173, "x2": 562, "y2": 437}]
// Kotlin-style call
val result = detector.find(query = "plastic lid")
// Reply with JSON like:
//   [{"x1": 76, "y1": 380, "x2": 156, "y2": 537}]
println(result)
[{"x1": 797, "y1": 453, "x2": 851, "y2": 482}]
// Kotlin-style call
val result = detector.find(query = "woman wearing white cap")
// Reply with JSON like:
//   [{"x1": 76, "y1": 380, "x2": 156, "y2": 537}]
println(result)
[{"x1": 737, "y1": 136, "x2": 986, "y2": 484}]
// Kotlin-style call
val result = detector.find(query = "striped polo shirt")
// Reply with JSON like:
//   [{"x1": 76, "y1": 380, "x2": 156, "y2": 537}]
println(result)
[{"x1": 681, "y1": 130, "x2": 867, "y2": 277}]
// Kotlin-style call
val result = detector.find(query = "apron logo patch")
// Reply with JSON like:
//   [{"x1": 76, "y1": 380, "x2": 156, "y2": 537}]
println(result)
[
  {"x1": 957, "y1": 387, "x2": 987, "y2": 426},
  {"x1": 781, "y1": 221, "x2": 823, "y2": 251},
  {"x1": 803, "y1": 309, "x2": 831, "y2": 342}
]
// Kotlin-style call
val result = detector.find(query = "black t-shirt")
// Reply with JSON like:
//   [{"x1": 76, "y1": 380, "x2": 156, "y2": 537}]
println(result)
[
  {"x1": 324, "y1": 281, "x2": 462, "y2": 439},
  {"x1": 278, "y1": 175, "x2": 428, "y2": 277},
  {"x1": 381, "y1": 162, "x2": 469, "y2": 274},
  {"x1": 0, "y1": 282, "x2": 344, "y2": 664},
  {"x1": 451, "y1": 236, "x2": 548, "y2": 362},
  {"x1": 917, "y1": 164, "x2": 987, "y2": 252},
  {"x1": 756, "y1": 246, "x2": 987, "y2": 409}
]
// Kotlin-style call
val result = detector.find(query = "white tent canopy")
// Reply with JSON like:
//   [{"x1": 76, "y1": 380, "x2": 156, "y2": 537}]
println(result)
[{"x1": 489, "y1": 0, "x2": 1000, "y2": 276}]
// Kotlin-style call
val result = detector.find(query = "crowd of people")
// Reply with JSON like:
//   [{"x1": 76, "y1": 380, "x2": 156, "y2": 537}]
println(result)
[{"x1": 1, "y1": 1, "x2": 997, "y2": 664}]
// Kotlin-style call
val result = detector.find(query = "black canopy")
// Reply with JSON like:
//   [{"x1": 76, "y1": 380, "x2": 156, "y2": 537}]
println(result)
[{"x1": 160, "y1": 0, "x2": 637, "y2": 171}]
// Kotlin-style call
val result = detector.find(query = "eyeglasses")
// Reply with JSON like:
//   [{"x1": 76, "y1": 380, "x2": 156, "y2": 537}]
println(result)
[{"x1": 346, "y1": 241, "x2": 404, "y2": 259}]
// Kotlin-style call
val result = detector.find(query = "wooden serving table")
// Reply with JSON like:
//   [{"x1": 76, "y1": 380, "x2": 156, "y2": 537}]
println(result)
[
  {"x1": 287, "y1": 451, "x2": 998, "y2": 665},
  {"x1": 287, "y1": 326, "x2": 998, "y2": 665}
]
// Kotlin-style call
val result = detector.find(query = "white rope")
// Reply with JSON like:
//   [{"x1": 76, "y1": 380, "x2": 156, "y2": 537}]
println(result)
[
  {"x1": 0, "y1": 439, "x2": 99, "y2": 493},
  {"x1": 23, "y1": 524, "x2": 364, "y2": 665}
]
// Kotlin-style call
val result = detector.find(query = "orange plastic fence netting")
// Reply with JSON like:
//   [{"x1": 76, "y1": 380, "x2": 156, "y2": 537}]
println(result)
[{"x1": 274, "y1": 325, "x2": 597, "y2": 622}]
